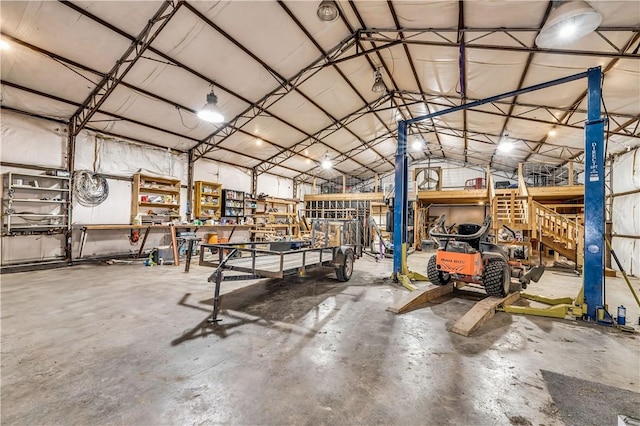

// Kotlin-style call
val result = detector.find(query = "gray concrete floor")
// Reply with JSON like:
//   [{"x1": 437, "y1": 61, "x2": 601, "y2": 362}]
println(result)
[{"x1": 1, "y1": 251, "x2": 639, "y2": 425}]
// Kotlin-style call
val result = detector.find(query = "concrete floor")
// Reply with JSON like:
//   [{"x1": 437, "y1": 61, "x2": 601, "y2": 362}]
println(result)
[{"x1": 1, "y1": 251, "x2": 639, "y2": 425}]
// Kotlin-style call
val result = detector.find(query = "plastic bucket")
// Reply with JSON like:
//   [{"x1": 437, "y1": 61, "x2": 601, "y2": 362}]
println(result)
[{"x1": 207, "y1": 233, "x2": 219, "y2": 244}]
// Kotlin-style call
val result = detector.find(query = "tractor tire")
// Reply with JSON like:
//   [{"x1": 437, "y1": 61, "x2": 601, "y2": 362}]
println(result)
[
  {"x1": 483, "y1": 260, "x2": 510, "y2": 297},
  {"x1": 427, "y1": 255, "x2": 451, "y2": 286},
  {"x1": 335, "y1": 249, "x2": 354, "y2": 282}
]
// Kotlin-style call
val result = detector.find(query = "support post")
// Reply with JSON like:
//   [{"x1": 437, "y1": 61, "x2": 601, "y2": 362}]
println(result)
[
  {"x1": 583, "y1": 66, "x2": 605, "y2": 320},
  {"x1": 187, "y1": 149, "x2": 194, "y2": 222},
  {"x1": 251, "y1": 168, "x2": 258, "y2": 197},
  {"x1": 66, "y1": 124, "x2": 76, "y2": 262},
  {"x1": 393, "y1": 120, "x2": 409, "y2": 280}
]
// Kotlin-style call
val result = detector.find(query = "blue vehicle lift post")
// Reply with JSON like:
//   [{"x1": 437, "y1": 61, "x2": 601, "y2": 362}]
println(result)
[{"x1": 393, "y1": 67, "x2": 604, "y2": 320}]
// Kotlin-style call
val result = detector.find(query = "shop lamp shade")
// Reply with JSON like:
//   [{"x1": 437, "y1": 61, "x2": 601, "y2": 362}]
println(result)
[
  {"x1": 371, "y1": 69, "x2": 386, "y2": 93},
  {"x1": 321, "y1": 153, "x2": 333, "y2": 170},
  {"x1": 317, "y1": 0, "x2": 339, "y2": 22},
  {"x1": 535, "y1": 1, "x2": 602, "y2": 48},
  {"x1": 197, "y1": 91, "x2": 224, "y2": 123}
]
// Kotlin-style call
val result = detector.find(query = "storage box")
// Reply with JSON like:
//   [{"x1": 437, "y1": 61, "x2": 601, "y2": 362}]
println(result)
[{"x1": 152, "y1": 245, "x2": 174, "y2": 265}]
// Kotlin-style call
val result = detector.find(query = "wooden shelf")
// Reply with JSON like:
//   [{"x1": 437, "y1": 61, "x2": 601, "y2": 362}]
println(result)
[
  {"x1": 194, "y1": 181, "x2": 223, "y2": 220},
  {"x1": 132, "y1": 173, "x2": 181, "y2": 223},
  {"x1": 139, "y1": 202, "x2": 180, "y2": 208}
]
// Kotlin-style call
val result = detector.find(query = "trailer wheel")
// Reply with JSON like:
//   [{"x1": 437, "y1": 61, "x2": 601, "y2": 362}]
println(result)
[
  {"x1": 483, "y1": 260, "x2": 510, "y2": 297},
  {"x1": 427, "y1": 255, "x2": 450, "y2": 285},
  {"x1": 335, "y1": 249, "x2": 354, "y2": 282}
]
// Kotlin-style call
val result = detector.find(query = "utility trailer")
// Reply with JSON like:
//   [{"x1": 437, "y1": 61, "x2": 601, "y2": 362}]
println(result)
[{"x1": 199, "y1": 219, "x2": 361, "y2": 323}]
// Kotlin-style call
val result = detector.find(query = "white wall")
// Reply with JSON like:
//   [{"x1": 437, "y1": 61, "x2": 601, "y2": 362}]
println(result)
[
  {"x1": 193, "y1": 158, "x2": 251, "y2": 193},
  {"x1": 611, "y1": 148, "x2": 640, "y2": 276},
  {"x1": 1, "y1": 112, "x2": 68, "y2": 264},
  {"x1": 257, "y1": 174, "x2": 293, "y2": 199}
]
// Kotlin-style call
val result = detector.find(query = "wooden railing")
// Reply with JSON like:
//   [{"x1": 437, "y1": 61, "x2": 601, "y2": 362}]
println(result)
[
  {"x1": 532, "y1": 201, "x2": 584, "y2": 265},
  {"x1": 493, "y1": 190, "x2": 529, "y2": 227}
]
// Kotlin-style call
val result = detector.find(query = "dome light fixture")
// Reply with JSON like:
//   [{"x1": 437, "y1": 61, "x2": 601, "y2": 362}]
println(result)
[
  {"x1": 317, "y1": 0, "x2": 339, "y2": 22},
  {"x1": 197, "y1": 86, "x2": 224, "y2": 123},
  {"x1": 371, "y1": 68, "x2": 386, "y2": 93},
  {"x1": 321, "y1": 152, "x2": 333, "y2": 170},
  {"x1": 411, "y1": 140, "x2": 424, "y2": 152},
  {"x1": 535, "y1": 1, "x2": 602, "y2": 48},
  {"x1": 0, "y1": 40, "x2": 10, "y2": 50}
]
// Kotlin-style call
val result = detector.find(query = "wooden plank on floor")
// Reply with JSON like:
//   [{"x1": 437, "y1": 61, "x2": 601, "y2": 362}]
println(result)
[
  {"x1": 386, "y1": 283, "x2": 454, "y2": 314},
  {"x1": 605, "y1": 268, "x2": 617, "y2": 277},
  {"x1": 450, "y1": 291, "x2": 521, "y2": 337}
]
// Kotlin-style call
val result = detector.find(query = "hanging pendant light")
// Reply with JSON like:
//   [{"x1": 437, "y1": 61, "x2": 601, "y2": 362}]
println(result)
[
  {"x1": 317, "y1": 0, "x2": 339, "y2": 22},
  {"x1": 535, "y1": 1, "x2": 602, "y2": 48},
  {"x1": 197, "y1": 87, "x2": 224, "y2": 123},
  {"x1": 321, "y1": 152, "x2": 333, "y2": 170},
  {"x1": 371, "y1": 68, "x2": 386, "y2": 93}
]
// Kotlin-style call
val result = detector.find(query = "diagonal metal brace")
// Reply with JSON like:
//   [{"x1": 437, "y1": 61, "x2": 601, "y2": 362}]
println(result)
[{"x1": 68, "y1": 0, "x2": 183, "y2": 136}]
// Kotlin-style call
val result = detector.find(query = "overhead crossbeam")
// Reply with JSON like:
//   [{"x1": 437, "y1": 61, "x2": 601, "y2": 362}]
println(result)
[{"x1": 67, "y1": 0, "x2": 182, "y2": 136}]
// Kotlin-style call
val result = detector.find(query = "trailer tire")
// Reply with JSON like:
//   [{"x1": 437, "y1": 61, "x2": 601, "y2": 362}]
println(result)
[
  {"x1": 483, "y1": 260, "x2": 510, "y2": 297},
  {"x1": 335, "y1": 249, "x2": 354, "y2": 282},
  {"x1": 427, "y1": 255, "x2": 450, "y2": 285}
]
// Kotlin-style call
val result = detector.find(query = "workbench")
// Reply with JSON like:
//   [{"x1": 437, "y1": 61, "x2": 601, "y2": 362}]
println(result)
[{"x1": 76, "y1": 224, "x2": 254, "y2": 268}]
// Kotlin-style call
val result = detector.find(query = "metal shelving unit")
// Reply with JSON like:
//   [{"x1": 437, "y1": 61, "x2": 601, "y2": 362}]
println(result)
[{"x1": 2, "y1": 171, "x2": 71, "y2": 234}]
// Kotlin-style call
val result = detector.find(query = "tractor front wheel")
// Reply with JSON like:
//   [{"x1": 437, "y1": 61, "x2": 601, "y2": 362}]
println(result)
[
  {"x1": 427, "y1": 255, "x2": 451, "y2": 286},
  {"x1": 483, "y1": 260, "x2": 510, "y2": 297}
]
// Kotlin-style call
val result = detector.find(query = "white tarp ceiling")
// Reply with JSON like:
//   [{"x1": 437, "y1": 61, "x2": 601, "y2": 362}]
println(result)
[{"x1": 1, "y1": 0, "x2": 639, "y2": 183}]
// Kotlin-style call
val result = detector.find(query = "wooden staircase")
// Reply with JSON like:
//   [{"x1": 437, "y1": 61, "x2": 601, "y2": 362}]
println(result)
[{"x1": 532, "y1": 201, "x2": 584, "y2": 266}]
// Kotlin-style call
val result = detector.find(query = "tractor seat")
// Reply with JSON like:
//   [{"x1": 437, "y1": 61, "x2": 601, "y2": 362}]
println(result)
[{"x1": 457, "y1": 223, "x2": 483, "y2": 250}]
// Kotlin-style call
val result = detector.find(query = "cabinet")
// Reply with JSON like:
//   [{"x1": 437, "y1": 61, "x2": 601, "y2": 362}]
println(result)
[
  {"x1": 2, "y1": 171, "x2": 70, "y2": 234},
  {"x1": 221, "y1": 189, "x2": 245, "y2": 221},
  {"x1": 254, "y1": 197, "x2": 299, "y2": 238},
  {"x1": 132, "y1": 173, "x2": 181, "y2": 224},
  {"x1": 194, "y1": 181, "x2": 222, "y2": 220}
]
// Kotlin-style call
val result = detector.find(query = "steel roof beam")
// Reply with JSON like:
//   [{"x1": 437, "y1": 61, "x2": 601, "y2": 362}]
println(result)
[
  {"x1": 347, "y1": 0, "x2": 445, "y2": 159},
  {"x1": 65, "y1": 0, "x2": 182, "y2": 136},
  {"x1": 524, "y1": 32, "x2": 640, "y2": 162},
  {"x1": 2, "y1": 80, "x2": 318, "y2": 184},
  {"x1": 276, "y1": 1, "x2": 393, "y2": 168},
  {"x1": 324, "y1": 30, "x2": 640, "y2": 66},
  {"x1": 184, "y1": 2, "x2": 379, "y2": 175},
  {"x1": 54, "y1": 2, "x2": 368, "y2": 178},
  {"x1": 489, "y1": 1, "x2": 554, "y2": 168}
]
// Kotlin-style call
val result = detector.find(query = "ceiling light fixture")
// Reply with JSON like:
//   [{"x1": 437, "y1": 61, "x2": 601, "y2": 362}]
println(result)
[
  {"x1": 497, "y1": 133, "x2": 514, "y2": 153},
  {"x1": 371, "y1": 68, "x2": 386, "y2": 93},
  {"x1": 535, "y1": 1, "x2": 602, "y2": 48},
  {"x1": 0, "y1": 40, "x2": 9, "y2": 50},
  {"x1": 256, "y1": 138, "x2": 263, "y2": 146},
  {"x1": 197, "y1": 86, "x2": 224, "y2": 123},
  {"x1": 411, "y1": 140, "x2": 424, "y2": 152},
  {"x1": 548, "y1": 129, "x2": 557, "y2": 137},
  {"x1": 321, "y1": 152, "x2": 333, "y2": 170},
  {"x1": 317, "y1": 0, "x2": 339, "y2": 22}
]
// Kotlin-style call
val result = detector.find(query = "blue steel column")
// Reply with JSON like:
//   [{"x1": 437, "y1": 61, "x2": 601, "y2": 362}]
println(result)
[
  {"x1": 583, "y1": 66, "x2": 605, "y2": 320},
  {"x1": 393, "y1": 120, "x2": 409, "y2": 278}
]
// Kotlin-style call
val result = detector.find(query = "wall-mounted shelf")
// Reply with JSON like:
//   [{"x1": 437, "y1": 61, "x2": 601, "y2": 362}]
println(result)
[
  {"x1": 132, "y1": 173, "x2": 181, "y2": 224},
  {"x1": 2, "y1": 171, "x2": 71, "y2": 235},
  {"x1": 194, "y1": 181, "x2": 222, "y2": 219}
]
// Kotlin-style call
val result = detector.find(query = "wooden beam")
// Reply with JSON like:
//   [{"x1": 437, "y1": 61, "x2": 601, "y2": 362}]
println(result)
[
  {"x1": 450, "y1": 291, "x2": 520, "y2": 336},
  {"x1": 386, "y1": 283, "x2": 454, "y2": 314}
]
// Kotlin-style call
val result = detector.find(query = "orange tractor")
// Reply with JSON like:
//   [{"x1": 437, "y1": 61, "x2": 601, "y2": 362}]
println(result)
[{"x1": 427, "y1": 214, "x2": 544, "y2": 297}]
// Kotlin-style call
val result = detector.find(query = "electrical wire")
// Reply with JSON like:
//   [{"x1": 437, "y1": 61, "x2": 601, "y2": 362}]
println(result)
[
  {"x1": 73, "y1": 171, "x2": 109, "y2": 207},
  {"x1": 177, "y1": 107, "x2": 199, "y2": 130}
]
